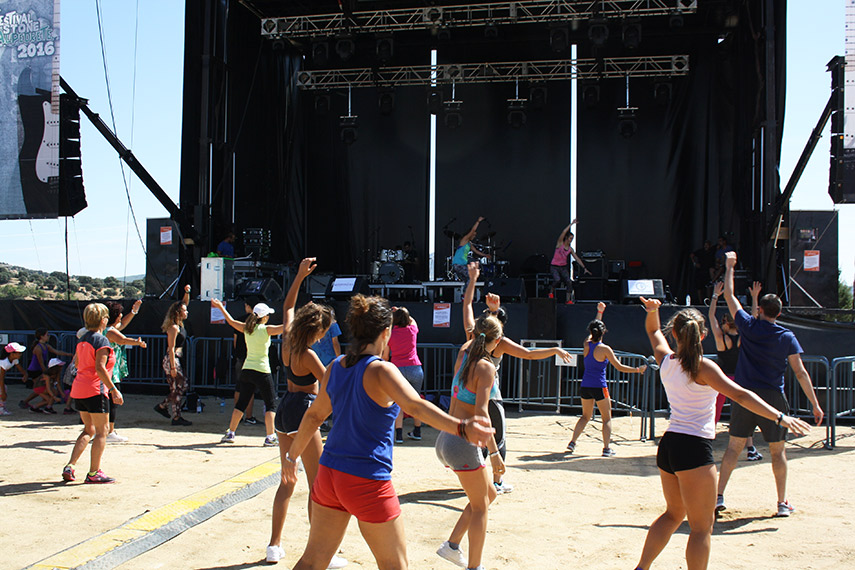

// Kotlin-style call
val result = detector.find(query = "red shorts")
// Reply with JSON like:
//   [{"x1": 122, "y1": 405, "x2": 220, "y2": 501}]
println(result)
[
  {"x1": 311, "y1": 464, "x2": 401, "y2": 524},
  {"x1": 34, "y1": 386, "x2": 46, "y2": 395}
]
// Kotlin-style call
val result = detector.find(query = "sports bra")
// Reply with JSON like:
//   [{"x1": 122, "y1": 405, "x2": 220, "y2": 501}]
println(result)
[
  {"x1": 451, "y1": 353, "x2": 500, "y2": 405},
  {"x1": 285, "y1": 356, "x2": 317, "y2": 387}
]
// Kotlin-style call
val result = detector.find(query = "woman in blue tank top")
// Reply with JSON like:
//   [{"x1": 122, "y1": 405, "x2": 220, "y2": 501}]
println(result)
[
  {"x1": 282, "y1": 294, "x2": 493, "y2": 570},
  {"x1": 566, "y1": 302, "x2": 647, "y2": 457}
]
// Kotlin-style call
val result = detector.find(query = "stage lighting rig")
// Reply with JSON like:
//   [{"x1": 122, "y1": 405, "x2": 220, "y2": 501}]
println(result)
[
  {"x1": 427, "y1": 88, "x2": 442, "y2": 115},
  {"x1": 484, "y1": 22, "x2": 499, "y2": 39},
  {"x1": 529, "y1": 84, "x2": 547, "y2": 110},
  {"x1": 549, "y1": 26, "x2": 569, "y2": 53},
  {"x1": 376, "y1": 35, "x2": 394, "y2": 64},
  {"x1": 444, "y1": 100, "x2": 463, "y2": 129},
  {"x1": 335, "y1": 35, "x2": 355, "y2": 61},
  {"x1": 653, "y1": 81, "x2": 672, "y2": 106},
  {"x1": 312, "y1": 39, "x2": 330, "y2": 66},
  {"x1": 622, "y1": 19, "x2": 641, "y2": 50},
  {"x1": 507, "y1": 99, "x2": 527, "y2": 128},
  {"x1": 340, "y1": 116, "x2": 358, "y2": 144},
  {"x1": 588, "y1": 18, "x2": 609, "y2": 47},
  {"x1": 581, "y1": 81, "x2": 600, "y2": 108},
  {"x1": 378, "y1": 88, "x2": 395, "y2": 115},
  {"x1": 314, "y1": 93, "x2": 331, "y2": 114},
  {"x1": 618, "y1": 107, "x2": 637, "y2": 138}
]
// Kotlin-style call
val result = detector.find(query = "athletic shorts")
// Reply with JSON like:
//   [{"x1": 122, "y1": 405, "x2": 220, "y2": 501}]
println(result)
[
  {"x1": 580, "y1": 386, "x2": 610, "y2": 401},
  {"x1": 398, "y1": 365, "x2": 424, "y2": 394},
  {"x1": 311, "y1": 464, "x2": 401, "y2": 524},
  {"x1": 435, "y1": 430, "x2": 485, "y2": 472},
  {"x1": 656, "y1": 431, "x2": 715, "y2": 474},
  {"x1": 33, "y1": 385, "x2": 46, "y2": 395},
  {"x1": 75, "y1": 394, "x2": 111, "y2": 415},
  {"x1": 274, "y1": 390, "x2": 316, "y2": 434},
  {"x1": 729, "y1": 388, "x2": 788, "y2": 442},
  {"x1": 236, "y1": 368, "x2": 277, "y2": 412}
]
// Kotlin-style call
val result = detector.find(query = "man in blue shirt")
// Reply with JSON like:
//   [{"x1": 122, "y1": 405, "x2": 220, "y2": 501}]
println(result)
[
  {"x1": 716, "y1": 251, "x2": 824, "y2": 517},
  {"x1": 217, "y1": 232, "x2": 236, "y2": 257}
]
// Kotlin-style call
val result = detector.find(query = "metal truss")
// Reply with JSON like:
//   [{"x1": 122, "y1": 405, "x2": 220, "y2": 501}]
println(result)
[
  {"x1": 261, "y1": 1, "x2": 699, "y2": 39},
  {"x1": 295, "y1": 55, "x2": 689, "y2": 90}
]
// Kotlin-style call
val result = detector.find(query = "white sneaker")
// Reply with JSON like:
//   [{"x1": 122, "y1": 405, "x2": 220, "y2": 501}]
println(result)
[
  {"x1": 263, "y1": 434, "x2": 279, "y2": 447},
  {"x1": 776, "y1": 500, "x2": 795, "y2": 517},
  {"x1": 0, "y1": 406, "x2": 12, "y2": 416},
  {"x1": 494, "y1": 480, "x2": 514, "y2": 494},
  {"x1": 436, "y1": 541, "x2": 466, "y2": 568},
  {"x1": 327, "y1": 554, "x2": 348, "y2": 568},
  {"x1": 715, "y1": 494, "x2": 726, "y2": 512},
  {"x1": 266, "y1": 544, "x2": 285, "y2": 563},
  {"x1": 220, "y1": 431, "x2": 235, "y2": 443},
  {"x1": 106, "y1": 431, "x2": 128, "y2": 443}
]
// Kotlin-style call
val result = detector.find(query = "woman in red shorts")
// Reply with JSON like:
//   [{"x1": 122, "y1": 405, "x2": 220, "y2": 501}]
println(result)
[
  {"x1": 283, "y1": 294, "x2": 493, "y2": 570},
  {"x1": 61, "y1": 303, "x2": 124, "y2": 484}
]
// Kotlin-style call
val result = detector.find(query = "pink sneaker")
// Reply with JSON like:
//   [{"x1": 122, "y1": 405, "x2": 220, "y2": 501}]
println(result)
[
  {"x1": 62, "y1": 465, "x2": 75, "y2": 482},
  {"x1": 84, "y1": 469, "x2": 115, "y2": 484}
]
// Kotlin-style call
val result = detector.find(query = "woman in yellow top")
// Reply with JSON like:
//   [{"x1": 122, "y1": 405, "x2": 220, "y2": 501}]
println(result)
[{"x1": 212, "y1": 299, "x2": 285, "y2": 446}]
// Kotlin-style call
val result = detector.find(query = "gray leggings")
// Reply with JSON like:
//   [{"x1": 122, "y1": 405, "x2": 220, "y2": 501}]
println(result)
[{"x1": 435, "y1": 430, "x2": 485, "y2": 472}]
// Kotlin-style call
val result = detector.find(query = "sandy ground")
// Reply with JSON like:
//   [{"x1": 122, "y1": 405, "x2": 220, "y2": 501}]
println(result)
[{"x1": 2, "y1": 381, "x2": 853, "y2": 570}]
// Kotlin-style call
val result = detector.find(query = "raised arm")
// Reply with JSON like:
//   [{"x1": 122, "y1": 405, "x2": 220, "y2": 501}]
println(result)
[
  {"x1": 104, "y1": 327, "x2": 147, "y2": 349},
  {"x1": 749, "y1": 281, "x2": 762, "y2": 317},
  {"x1": 283, "y1": 258, "x2": 317, "y2": 333},
  {"x1": 117, "y1": 299, "x2": 142, "y2": 331},
  {"x1": 460, "y1": 216, "x2": 485, "y2": 246},
  {"x1": 640, "y1": 297, "x2": 671, "y2": 365},
  {"x1": 210, "y1": 299, "x2": 245, "y2": 332},
  {"x1": 596, "y1": 301, "x2": 605, "y2": 321},
  {"x1": 788, "y1": 354, "x2": 824, "y2": 425},
  {"x1": 463, "y1": 262, "x2": 481, "y2": 337},
  {"x1": 722, "y1": 251, "x2": 743, "y2": 318},
  {"x1": 182, "y1": 284, "x2": 191, "y2": 306},
  {"x1": 708, "y1": 282, "x2": 726, "y2": 350},
  {"x1": 555, "y1": 219, "x2": 577, "y2": 248}
]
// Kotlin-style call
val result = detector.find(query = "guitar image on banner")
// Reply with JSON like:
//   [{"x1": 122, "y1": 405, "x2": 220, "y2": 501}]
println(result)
[{"x1": 17, "y1": 67, "x2": 59, "y2": 216}]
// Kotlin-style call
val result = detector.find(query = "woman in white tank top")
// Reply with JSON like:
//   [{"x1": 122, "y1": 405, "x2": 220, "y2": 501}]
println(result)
[{"x1": 633, "y1": 297, "x2": 810, "y2": 570}]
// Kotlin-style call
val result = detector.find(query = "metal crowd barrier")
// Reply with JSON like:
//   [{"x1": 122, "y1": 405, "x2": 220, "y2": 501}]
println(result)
[{"x1": 827, "y1": 356, "x2": 855, "y2": 449}]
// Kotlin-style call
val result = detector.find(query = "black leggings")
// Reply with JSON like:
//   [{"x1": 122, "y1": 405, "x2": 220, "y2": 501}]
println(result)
[
  {"x1": 235, "y1": 368, "x2": 276, "y2": 413},
  {"x1": 488, "y1": 399, "x2": 507, "y2": 461}
]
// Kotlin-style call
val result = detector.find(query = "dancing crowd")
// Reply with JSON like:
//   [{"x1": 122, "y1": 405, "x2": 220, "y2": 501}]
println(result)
[{"x1": 0, "y1": 249, "x2": 824, "y2": 570}]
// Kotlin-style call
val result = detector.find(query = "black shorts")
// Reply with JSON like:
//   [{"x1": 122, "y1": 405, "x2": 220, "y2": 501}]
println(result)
[
  {"x1": 75, "y1": 394, "x2": 111, "y2": 415},
  {"x1": 274, "y1": 390, "x2": 316, "y2": 434},
  {"x1": 580, "y1": 386, "x2": 610, "y2": 401},
  {"x1": 729, "y1": 388, "x2": 788, "y2": 442},
  {"x1": 236, "y1": 368, "x2": 277, "y2": 411},
  {"x1": 656, "y1": 431, "x2": 715, "y2": 474}
]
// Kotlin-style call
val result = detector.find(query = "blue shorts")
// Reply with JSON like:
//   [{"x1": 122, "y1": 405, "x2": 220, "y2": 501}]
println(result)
[
  {"x1": 398, "y1": 365, "x2": 424, "y2": 393},
  {"x1": 274, "y1": 391, "x2": 316, "y2": 435},
  {"x1": 435, "y1": 430, "x2": 485, "y2": 472}
]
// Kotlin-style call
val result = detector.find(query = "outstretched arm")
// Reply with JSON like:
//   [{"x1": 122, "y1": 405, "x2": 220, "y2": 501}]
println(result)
[
  {"x1": 117, "y1": 299, "x2": 142, "y2": 331},
  {"x1": 569, "y1": 248, "x2": 591, "y2": 275},
  {"x1": 460, "y1": 216, "x2": 485, "y2": 246},
  {"x1": 722, "y1": 251, "x2": 743, "y2": 318},
  {"x1": 708, "y1": 282, "x2": 725, "y2": 350},
  {"x1": 210, "y1": 299, "x2": 245, "y2": 332},
  {"x1": 602, "y1": 344, "x2": 647, "y2": 375},
  {"x1": 640, "y1": 297, "x2": 671, "y2": 365},
  {"x1": 463, "y1": 262, "x2": 481, "y2": 338},
  {"x1": 498, "y1": 337, "x2": 574, "y2": 363}
]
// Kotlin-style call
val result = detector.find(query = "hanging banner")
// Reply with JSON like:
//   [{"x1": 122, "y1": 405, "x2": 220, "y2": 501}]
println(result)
[
  {"x1": 0, "y1": 0, "x2": 60, "y2": 219},
  {"x1": 804, "y1": 250, "x2": 820, "y2": 272}
]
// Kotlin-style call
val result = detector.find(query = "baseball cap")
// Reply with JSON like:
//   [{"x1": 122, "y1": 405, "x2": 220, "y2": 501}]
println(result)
[
  {"x1": 5, "y1": 342, "x2": 26, "y2": 353},
  {"x1": 48, "y1": 358, "x2": 65, "y2": 368},
  {"x1": 253, "y1": 303, "x2": 275, "y2": 318}
]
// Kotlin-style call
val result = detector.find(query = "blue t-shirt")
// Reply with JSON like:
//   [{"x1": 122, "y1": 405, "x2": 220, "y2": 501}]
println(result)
[
  {"x1": 320, "y1": 355, "x2": 399, "y2": 480},
  {"x1": 217, "y1": 240, "x2": 235, "y2": 257},
  {"x1": 311, "y1": 322, "x2": 341, "y2": 366},
  {"x1": 733, "y1": 309, "x2": 802, "y2": 392}
]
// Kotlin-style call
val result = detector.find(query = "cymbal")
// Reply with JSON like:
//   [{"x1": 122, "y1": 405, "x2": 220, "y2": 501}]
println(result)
[{"x1": 443, "y1": 229, "x2": 461, "y2": 239}]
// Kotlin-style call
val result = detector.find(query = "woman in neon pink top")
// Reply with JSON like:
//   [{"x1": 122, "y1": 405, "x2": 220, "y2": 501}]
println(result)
[
  {"x1": 383, "y1": 307, "x2": 424, "y2": 443},
  {"x1": 549, "y1": 219, "x2": 590, "y2": 303}
]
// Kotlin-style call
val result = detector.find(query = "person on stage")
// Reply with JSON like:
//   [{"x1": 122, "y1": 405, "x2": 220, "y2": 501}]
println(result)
[
  {"x1": 633, "y1": 297, "x2": 810, "y2": 570},
  {"x1": 451, "y1": 217, "x2": 491, "y2": 282},
  {"x1": 281, "y1": 294, "x2": 493, "y2": 570},
  {"x1": 217, "y1": 231, "x2": 236, "y2": 257},
  {"x1": 549, "y1": 219, "x2": 590, "y2": 303},
  {"x1": 566, "y1": 302, "x2": 646, "y2": 457}
]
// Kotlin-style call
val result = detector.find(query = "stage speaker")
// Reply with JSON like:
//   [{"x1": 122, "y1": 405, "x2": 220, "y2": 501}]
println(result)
[
  {"x1": 620, "y1": 278, "x2": 665, "y2": 303},
  {"x1": 235, "y1": 277, "x2": 283, "y2": 303},
  {"x1": 305, "y1": 274, "x2": 333, "y2": 298},
  {"x1": 485, "y1": 278, "x2": 526, "y2": 302},
  {"x1": 325, "y1": 276, "x2": 371, "y2": 300},
  {"x1": 578, "y1": 253, "x2": 606, "y2": 278},
  {"x1": 527, "y1": 298, "x2": 556, "y2": 339},
  {"x1": 575, "y1": 277, "x2": 604, "y2": 301}
]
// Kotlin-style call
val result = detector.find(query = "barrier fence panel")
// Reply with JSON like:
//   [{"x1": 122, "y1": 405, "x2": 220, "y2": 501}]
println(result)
[
  {"x1": 828, "y1": 356, "x2": 855, "y2": 449},
  {"x1": 784, "y1": 355, "x2": 830, "y2": 423},
  {"x1": 416, "y1": 343, "x2": 459, "y2": 400},
  {"x1": 0, "y1": 330, "x2": 41, "y2": 381}
]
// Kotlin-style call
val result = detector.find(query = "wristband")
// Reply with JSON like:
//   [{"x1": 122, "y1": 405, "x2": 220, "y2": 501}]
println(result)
[
  {"x1": 776, "y1": 412, "x2": 783, "y2": 426},
  {"x1": 284, "y1": 452, "x2": 296, "y2": 464},
  {"x1": 489, "y1": 451, "x2": 500, "y2": 458},
  {"x1": 457, "y1": 419, "x2": 467, "y2": 440},
  {"x1": 131, "y1": 310, "x2": 138, "y2": 315}
]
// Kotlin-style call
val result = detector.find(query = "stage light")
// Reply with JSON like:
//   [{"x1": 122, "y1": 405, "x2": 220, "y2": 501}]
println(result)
[
  {"x1": 671, "y1": 55, "x2": 689, "y2": 73},
  {"x1": 335, "y1": 36, "x2": 355, "y2": 61},
  {"x1": 653, "y1": 81, "x2": 672, "y2": 106},
  {"x1": 668, "y1": 11, "x2": 684, "y2": 28},
  {"x1": 529, "y1": 84, "x2": 547, "y2": 110},
  {"x1": 507, "y1": 99, "x2": 527, "y2": 129},
  {"x1": 581, "y1": 82, "x2": 600, "y2": 108},
  {"x1": 484, "y1": 22, "x2": 498, "y2": 39},
  {"x1": 297, "y1": 71, "x2": 313, "y2": 86},
  {"x1": 423, "y1": 7, "x2": 443, "y2": 24},
  {"x1": 376, "y1": 35, "x2": 394, "y2": 64},
  {"x1": 314, "y1": 93, "x2": 331, "y2": 115},
  {"x1": 262, "y1": 19, "x2": 276, "y2": 34},
  {"x1": 427, "y1": 88, "x2": 442, "y2": 115},
  {"x1": 617, "y1": 107, "x2": 638, "y2": 138},
  {"x1": 622, "y1": 20, "x2": 642, "y2": 50},
  {"x1": 378, "y1": 89, "x2": 395, "y2": 115},
  {"x1": 549, "y1": 27, "x2": 569, "y2": 53},
  {"x1": 588, "y1": 19, "x2": 609, "y2": 47},
  {"x1": 444, "y1": 100, "x2": 463, "y2": 129},
  {"x1": 311, "y1": 40, "x2": 329, "y2": 67},
  {"x1": 437, "y1": 26, "x2": 452, "y2": 42},
  {"x1": 340, "y1": 116, "x2": 358, "y2": 144}
]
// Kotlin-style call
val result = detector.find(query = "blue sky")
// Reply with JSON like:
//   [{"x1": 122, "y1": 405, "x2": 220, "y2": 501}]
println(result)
[{"x1": 0, "y1": 1, "x2": 850, "y2": 291}]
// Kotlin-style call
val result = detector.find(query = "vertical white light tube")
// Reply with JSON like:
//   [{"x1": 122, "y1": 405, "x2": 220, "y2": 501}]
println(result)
[
  {"x1": 428, "y1": 48, "x2": 438, "y2": 281},
  {"x1": 570, "y1": 44, "x2": 578, "y2": 240}
]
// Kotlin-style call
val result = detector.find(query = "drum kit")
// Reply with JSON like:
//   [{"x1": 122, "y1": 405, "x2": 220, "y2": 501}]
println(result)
[
  {"x1": 443, "y1": 229, "x2": 509, "y2": 280},
  {"x1": 371, "y1": 249, "x2": 406, "y2": 284}
]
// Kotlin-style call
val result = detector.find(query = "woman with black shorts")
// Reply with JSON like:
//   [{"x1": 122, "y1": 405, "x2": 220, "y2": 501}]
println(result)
[
  {"x1": 282, "y1": 294, "x2": 493, "y2": 570},
  {"x1": 213, "y1": 299, "x2": 283, "y2": 446},
  {"x1": 62, "y1": 303, "x2": 124, "y2": 484},
  {"x1": 633, "y1": 297, "x2": 810, "y2": 570},
  {"x1": 566, "y1": 302, "x2": 646, "y2": 457}
]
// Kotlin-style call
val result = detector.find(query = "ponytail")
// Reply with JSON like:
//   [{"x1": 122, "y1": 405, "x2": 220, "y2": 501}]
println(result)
[
  {"x1": 344, "y1": 295, "x2": 392, "y2": 366},
  {"x1": 244, "y1": 313, "x2": 260, "y2": 335},
  {"x1": 664, "y1": 308, "x2": 706, "y2": 379},
  {"x1": 587, "y1": 319, "x2": 606, "y2": 342},
  {"x1": 460, "y1": 315, "x2": 503, "y2": 389},
  {"x1": 289, "y1": 302, "x2": 333, "y2": 356}
]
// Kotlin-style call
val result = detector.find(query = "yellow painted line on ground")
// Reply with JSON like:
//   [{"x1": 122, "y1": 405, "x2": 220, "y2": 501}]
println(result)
[{"x1": 26, "y1": 459, "x2": 281, "y2": 570}]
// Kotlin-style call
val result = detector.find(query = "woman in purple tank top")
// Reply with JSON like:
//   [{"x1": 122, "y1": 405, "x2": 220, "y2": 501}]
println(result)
[
  {"x1": 566, "y1": 302, "x2": 647, "y2": 457},
  {"x1": 282, "y1": 294, "x2": 493, "y2": 570}
]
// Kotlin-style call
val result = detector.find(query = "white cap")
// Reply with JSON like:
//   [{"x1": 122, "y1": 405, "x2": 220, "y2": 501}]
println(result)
[
  {"x1": 4, "y1": 342, "x2": 26, "y2": 353},
  {"x1": 48, "y1": 358, "x2": 65, "y2": 368},
  {"x1": 76, "y1": 327, "x2": 88, "y2": 339},
  {"x1": 253, "y1": 303, "x2": 275, "y2": 318}
]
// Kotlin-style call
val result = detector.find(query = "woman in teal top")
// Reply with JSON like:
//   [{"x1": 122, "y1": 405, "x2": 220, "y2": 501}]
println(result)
[
  {"x1": 212, "y1": 299, "x2": 285, "y2": 446},
  {"x1": 451, "y1": 216, "x2": 491, "y2": 282}
]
